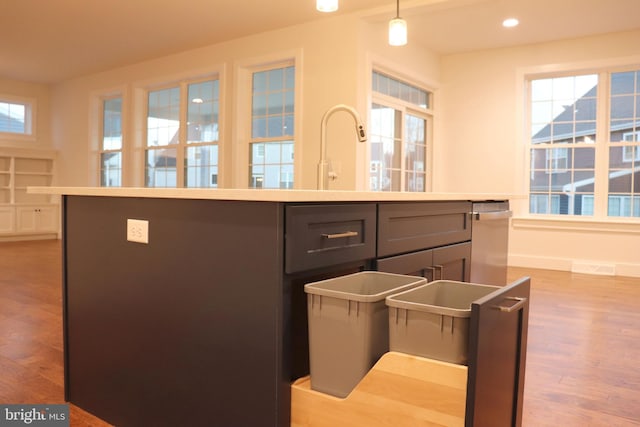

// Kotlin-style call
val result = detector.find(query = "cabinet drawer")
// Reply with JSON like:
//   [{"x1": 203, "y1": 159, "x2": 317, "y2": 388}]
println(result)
[
  {"x1": 376, "y1": 248, "x2": 433, "y2": 276},
  {"x1": 377, "y1": 202, "x2": 472, "y2": 257},
  {"x1": 285, "y1": 204, "x2": 376, "y2": 274}
]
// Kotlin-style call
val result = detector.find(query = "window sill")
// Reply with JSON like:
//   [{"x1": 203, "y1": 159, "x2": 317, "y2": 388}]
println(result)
[
  {"x1": 0, "y1": 134, "x2": 37, "y2": 145},
  {"x1": 512, "y1": 216, "x2": 640, "y2": 234}
]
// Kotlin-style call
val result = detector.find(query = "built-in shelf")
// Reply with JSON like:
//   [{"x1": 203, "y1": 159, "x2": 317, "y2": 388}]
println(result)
[{"x1": 0, "y1": 148, "x2": 58, "y2": 240}]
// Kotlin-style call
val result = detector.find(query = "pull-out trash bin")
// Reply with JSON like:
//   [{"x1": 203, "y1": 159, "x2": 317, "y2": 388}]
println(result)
[
  {"x1": 305, "y1": 271, "x2": 426, "y2": 398},
  {"x1": 386, "y1": 280, "x2": 500, "y2": 365}
]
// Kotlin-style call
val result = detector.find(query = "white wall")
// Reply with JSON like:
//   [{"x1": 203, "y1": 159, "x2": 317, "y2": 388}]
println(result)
[
  {"x1": 10, "y1": 10, "x2": 640, "y2": 277},
  {"x1": 439, "y1": 29, "x2": 640, "y2": 277},
  {"x1": 49, "y1": 13, "x2": 438, "y2": 191}
]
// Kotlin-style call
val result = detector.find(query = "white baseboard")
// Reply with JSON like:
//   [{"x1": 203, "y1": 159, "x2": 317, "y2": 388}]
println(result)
[
  {"x1": 571, "y1": 261, "x2": 616, "y2": 276},
  {"x1": 508, "y1": 254, "x2": 640, "y2": 279}
]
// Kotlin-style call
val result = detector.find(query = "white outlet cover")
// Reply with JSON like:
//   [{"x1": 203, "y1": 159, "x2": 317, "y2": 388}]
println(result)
[{"x1": 127, "y1": 219, "x2": 149, "y2": 244}]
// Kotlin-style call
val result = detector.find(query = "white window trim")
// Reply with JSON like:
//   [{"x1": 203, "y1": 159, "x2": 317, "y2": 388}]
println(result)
[
  {"x1": 0, "y1": 94, "x2": 37, "y2": 143},
  {"x1": 369, "y1": 65, "x2": 435, "y2": 193},
  {"x1": 145, "y1": 78, "x2": 220, "y2": 188},
  {"x1": 366, "y1": 55, "x2": 440, "y2": 191},
  {"x1": 514, "y1": 55, "x2": 640, "y2": 228},
  {"x1": 89, "y1": 86, "x2": 128, "y2": 186},
  {"x1": 130, "y1": 66, "x2": 225, "y2": 188},
  {"x1": 233, "y1": 49, "x2": 302, "y2": 189},
  {"x1": 99, "y1": 95, "x2": 124, "y2": 187}
]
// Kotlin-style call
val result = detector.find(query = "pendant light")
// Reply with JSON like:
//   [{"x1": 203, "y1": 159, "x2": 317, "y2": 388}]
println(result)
[
  {"x1": 388, "y1": 0, "x2": 407, "y2": 46},
  {"x1": 316, "y1": 0, "x2": 338, "y2": 13}
]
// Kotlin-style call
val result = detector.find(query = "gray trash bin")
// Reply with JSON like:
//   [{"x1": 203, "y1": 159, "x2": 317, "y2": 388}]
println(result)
[
  {"x1": 305, "y1": 271, "x2": 426, "y2": 398},
  {"x1": 386, "y1": 280, "x2": 500, "y2": 365}
]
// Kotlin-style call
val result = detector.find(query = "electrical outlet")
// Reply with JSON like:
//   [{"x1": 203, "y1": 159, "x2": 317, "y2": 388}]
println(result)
[{"x1": 127, "y1": 219, "x2": 149, "y2": 244}]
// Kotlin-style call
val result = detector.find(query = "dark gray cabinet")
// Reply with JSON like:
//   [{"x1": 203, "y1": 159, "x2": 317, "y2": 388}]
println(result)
[
  {"x1": 376, "y1": 202, "x2": 472, "y2": 281},
  {"x1": 64, "y1": 196, "x2": 286, "y2": 427},
  {"x1": 284, "y1": 203, "x2": 376, "y2": 274},
  {"x1": 375, "y1": 242, "x2": 470, "y2": 281},
  {"x1": 61, "y1": 196, "x2": 512, "y2": 427}
]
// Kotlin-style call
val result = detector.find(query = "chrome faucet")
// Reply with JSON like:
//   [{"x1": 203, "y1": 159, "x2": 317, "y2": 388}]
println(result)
[{"x1": 317, "y1": 104, "x2": 367, "y2": 190}]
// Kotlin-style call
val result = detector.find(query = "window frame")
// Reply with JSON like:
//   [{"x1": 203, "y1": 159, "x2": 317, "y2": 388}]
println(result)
[
  {"x1": 143, "y1": 75, "x2": 221, "y2": 189},
  {"x1": 99, "y1": 95, "x2": 124, "y2": 187},
  {"x1": 369, "y1": 69, "x2": 434, "y2": 193},
  {"x1": 233, "y1": 51, "x2": 301, "y2": 189},
  {"x1": 0, "y1": 95, "x2": 36, "y2": 142},
  {"x1": 523, "y1": 65, "x2": 640, "y2": 221},
  {"x1": 247, "y1": 62, "x2": 296, "y2": 189}
]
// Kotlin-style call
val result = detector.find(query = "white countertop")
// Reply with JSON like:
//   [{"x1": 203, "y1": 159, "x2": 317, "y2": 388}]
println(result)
[{"x1": 29, "y1": 186, "x2": 521, "y2": 202}]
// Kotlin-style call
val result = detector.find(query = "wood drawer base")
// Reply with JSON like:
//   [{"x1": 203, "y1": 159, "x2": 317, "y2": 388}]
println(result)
[{"x1": 291, "y1": 352, "x2": 467, "y2": 427}]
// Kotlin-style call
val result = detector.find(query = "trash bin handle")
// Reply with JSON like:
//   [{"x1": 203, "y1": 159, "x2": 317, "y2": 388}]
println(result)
[
  {"x1": 494, "y1": 296, "x2": 527, "y2": 313},
  {"x1": 321, "y1": 231, "x2": 359, "y2": 239}
]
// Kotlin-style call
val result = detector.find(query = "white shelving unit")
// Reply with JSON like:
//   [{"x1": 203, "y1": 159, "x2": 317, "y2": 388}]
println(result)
[{"x1": 0, "y1": 148, "x2": 58, "y2": 240}]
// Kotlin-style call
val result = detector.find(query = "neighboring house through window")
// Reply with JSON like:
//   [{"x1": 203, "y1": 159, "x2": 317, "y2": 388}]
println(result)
[
  {"x1": 248, "y1": 64, "x2": 295, "y2": 189},
  {"x1": 608, "y1": 70, "x2": 640, "y2": 217},
  {"x1": 370, "y1": 70, "x2": 432, "y2": 192},
  {"x1": 0, "y1": 96, "x2": 35, "y2": 138},
  {"x1": 527, "y1": 68, "x2": 640, "y2": 218}
]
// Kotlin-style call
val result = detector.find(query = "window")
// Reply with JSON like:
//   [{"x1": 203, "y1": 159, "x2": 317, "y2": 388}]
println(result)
[
  {"x1": 527, "y1": 69, "x2": 640, "y2": 218},
  {"x1": 608, "y1": 70, "x2": 640, "y2": 217},
  {"x1": 0, "y1": 97, "x2": 34, "y2": 137},
  {"x1": 248, "y1": 65, "x2": 295, "y2": 189},
  {"x1": 145, "y1": 78, "x2": 219, "y2": 188},
  {"x1": 370, "y1": 71, "x2": 431, "y2": 192},
  {"x1": 100, "y1": 97, "x2": 123, "y2": 186}
]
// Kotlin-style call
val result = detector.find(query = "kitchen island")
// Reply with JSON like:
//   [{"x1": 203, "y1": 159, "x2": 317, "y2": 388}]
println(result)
[{"x1": 30, "y1": 188, "x2": 524, "y2": 427}]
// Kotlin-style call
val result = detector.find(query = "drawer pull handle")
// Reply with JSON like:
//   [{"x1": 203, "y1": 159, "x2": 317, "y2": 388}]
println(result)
[
  {"x1": 321, "y1": 231, "x2": 359, "y2": 239},
  {"x1": 433, "y1": 264, "x2": 444, "y2": 280},
  {"x1": 494, "y1": 297, "x2": 527, "y2": 313}
]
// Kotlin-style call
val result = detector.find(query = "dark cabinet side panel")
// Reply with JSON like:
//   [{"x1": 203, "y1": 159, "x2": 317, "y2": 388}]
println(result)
[
  {"x1": 64, "y1": 196, "x2": 285, "y2": 427},
  {"x1": 466, "y1": 277, "x2": 531, "y2": 427}
]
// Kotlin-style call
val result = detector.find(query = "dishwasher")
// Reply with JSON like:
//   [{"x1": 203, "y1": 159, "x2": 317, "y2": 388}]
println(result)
[{"x1": 470, "y1": 201, "x2": 512, "y2": 286}]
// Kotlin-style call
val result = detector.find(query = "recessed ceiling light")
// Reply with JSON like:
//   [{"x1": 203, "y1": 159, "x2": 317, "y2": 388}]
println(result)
[{"x1": 503, "y1": 17, "x2": 519, "y2": 28}]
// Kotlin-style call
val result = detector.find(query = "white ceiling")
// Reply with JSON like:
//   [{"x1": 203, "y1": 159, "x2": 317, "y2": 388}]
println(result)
[{"x1": 2, "y1": 0, "x2": 639, "y2": 84}]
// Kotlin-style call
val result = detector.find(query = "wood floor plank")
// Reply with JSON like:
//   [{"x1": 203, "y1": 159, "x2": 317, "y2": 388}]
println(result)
[
  {"x1": 508, "y1": 267, "x2": 640, "y2": 427},
  {"x1": 1, "y1": 240, "x2": 639, "y2": 426},
  {"x1": 0, "y1": 240, "x2": 111, "y2": 427}
]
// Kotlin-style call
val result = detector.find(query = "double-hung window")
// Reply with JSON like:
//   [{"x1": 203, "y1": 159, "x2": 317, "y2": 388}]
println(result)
[
  {"x1": 370, "y1": 71, "x2": 432, "y2": 192},
  {"x1": 100, "y1": 97, "x2": 123, "y2": 186},
  {"x1": 0, "y1": 97, "x2": 34, "y2": 138},
  {"x1": 248, "y1": 64, "x2": 295, "y2": 189},
  {"x1": 145, "y1": 77, "x2": 219, "y2": 188},
  {"x1": 527, "y1": 68, "x2": 640, "y2": 218}
]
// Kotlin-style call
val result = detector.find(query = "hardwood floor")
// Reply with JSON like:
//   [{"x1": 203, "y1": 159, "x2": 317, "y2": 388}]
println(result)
[
  {"x1": 508, "y1": 267, "x2": 640, "y2": 427},
  {"x1": 0, "y1": 239, "x2": 109, "y2": 426},
  {"x1": 1, "y1": 239, "x2": 639, "y2": 426}
]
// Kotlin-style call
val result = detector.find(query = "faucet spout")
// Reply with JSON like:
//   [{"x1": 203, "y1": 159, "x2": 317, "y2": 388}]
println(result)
[{"x1": 318, "y1": 104, "x2": 367, "y2": 190}]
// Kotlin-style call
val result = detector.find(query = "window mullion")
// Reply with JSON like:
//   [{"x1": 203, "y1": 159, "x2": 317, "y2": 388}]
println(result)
[
  {"x1": 176, "y1": 82, "x2": 188, "y2": 188},
  {"x1": 399, "y1": 106, "x2": 407, "y2": 191},
  {"x1": 593, "y1": 71, "x2": 610, "y2": 218}
]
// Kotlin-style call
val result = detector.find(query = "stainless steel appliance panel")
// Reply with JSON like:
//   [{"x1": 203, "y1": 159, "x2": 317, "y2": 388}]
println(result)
[{"x1": 470, "y1": 202, "x2": 511, "y2": 286}]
